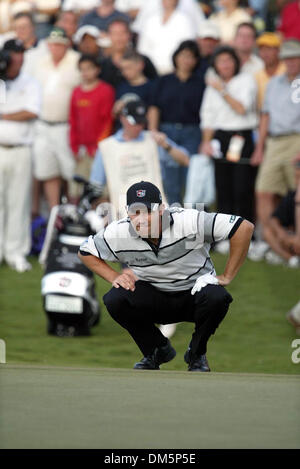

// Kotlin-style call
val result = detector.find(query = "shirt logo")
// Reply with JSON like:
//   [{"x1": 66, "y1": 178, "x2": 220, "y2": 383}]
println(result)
[
  {"x1": 229, "y1": 215, "x2": 236, "y2": 223},
  {"x1": 136, "y1": 190, "x2": 146, "y2": 198}
]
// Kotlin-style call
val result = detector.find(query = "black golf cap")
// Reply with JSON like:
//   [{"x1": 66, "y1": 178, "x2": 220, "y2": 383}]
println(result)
[
  {"x1": 122, "y1": 99, "x2": 147, "y2": 125},
  {"x1": 126, "y1": 181, "x2": 162, "y2": 212}
]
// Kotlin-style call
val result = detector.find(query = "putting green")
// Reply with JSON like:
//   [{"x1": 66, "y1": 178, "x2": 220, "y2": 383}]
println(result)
[{"x1": 0, "y1": 365, "x2": 299, "y2": 449}]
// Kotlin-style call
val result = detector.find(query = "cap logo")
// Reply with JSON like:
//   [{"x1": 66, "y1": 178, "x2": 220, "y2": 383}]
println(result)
[{"x1": 136, "y1": 190, "x2": 146, "y2": 198}]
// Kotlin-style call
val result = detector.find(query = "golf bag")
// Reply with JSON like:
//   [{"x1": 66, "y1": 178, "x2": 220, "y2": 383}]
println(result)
[{"x1": 39, "y1": 177, "x2": 106, "y2": 337}]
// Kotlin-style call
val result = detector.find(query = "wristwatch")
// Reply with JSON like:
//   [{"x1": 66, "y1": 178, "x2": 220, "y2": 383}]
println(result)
[{"x1": 220, "y1": 87, "x2": 228, "y2": 97}]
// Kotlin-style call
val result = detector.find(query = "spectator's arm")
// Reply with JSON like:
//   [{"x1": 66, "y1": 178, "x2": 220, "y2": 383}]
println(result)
[
  {"x1": 208, "y1": 78, "x2": 246, "y2": 114},
  {"x1": 199, "y1": 128, "x2": 215, "y2": 156},
  {"x1": 147, "y1": 105, "x2": 160, "y2": 131},
  {"x1": 250, "y1": 112, "x2": 269, "y2": 166},
  {"x1": 200, "y1": 87, "x2": 215, "y2": 133},
  {"x1": 168, "y1": 146, "x2": 189, "y2": 166},
  {"x1": 222, "y1": 93, "x2": 246, "y2": 115},
  {"x1": 127, "y1": 9, "x2": 140, "y2": 20},
  {"x1": 0, "y1": 111, "x2": 37, "y2": 121},
  {"x1": 153, "y1": 132, "x2": 189, "y2": 167}
]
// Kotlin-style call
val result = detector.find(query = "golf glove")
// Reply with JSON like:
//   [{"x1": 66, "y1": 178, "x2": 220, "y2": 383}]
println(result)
[{"x1": 191, "y1": 273, "x2": 219, "y2": 296}]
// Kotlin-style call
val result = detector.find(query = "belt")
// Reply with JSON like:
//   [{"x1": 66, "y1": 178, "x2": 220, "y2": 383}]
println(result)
[
  {"x1": 0, "y1": 144, "x2": 27, "y2": 149},
  {"x1": 269, "y1": 133, "x2": 300, "y2": 139},
  {"x1": 40, "y1": 119, "x2": 68, "y2": 126},
  {"x1": 163, "y1": 122, "x2": 198, "y2": 129}
]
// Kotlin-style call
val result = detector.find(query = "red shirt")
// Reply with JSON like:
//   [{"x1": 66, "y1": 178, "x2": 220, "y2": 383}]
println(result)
[
  {"x1": 277, "y1": 1, "x2": 300, "y2": 40},
  {"x1": 69, "y1": 81, "x2": 115, "y2": 157}
]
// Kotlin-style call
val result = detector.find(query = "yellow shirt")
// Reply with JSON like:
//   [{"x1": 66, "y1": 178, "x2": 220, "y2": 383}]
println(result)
[
  {"x1": 255, "y1": 62, "x2": 286, "y2": 111},
  {"x1": 210, "y1": 8, "x2": 252, "y2": 43}
]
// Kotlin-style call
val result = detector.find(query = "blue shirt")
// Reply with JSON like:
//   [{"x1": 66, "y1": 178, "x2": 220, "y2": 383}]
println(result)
[
  {"x1": 79, "y1": 9, "x2": 130, "y2": 31},
  {"x1": 150, "y1": 72, "x2": 206, "y2": 125},
  {"x1": 263, "y1": 73, "x2": 300, "y2": 136},
  {"x1": 116, "y1": 80, "x2": 155, "y2": 108},
  {"x1": 90, "y1": 130, "x2": 189, "y2": 185}
]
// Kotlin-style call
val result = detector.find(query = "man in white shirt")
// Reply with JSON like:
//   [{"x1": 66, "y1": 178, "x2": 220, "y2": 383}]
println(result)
[
  {"x1": 234, "y1": 22, "x2": 264, "y2": 75},
  {"x1": 79, "y1": 180, "x2": 254, "y2": 371},
  {"x1": 63, "y1": 0, "x2": 100, "y2": 14},
  {"x1": 32, "y1": 27, "x2": 81, "y2": 210},
  {"x1": 137, "y1": 0, "x2": 196, "y2": 75},
  {"x1": 0, "y1": 39, "x2": 41, "y2": 272},
  {"x1": 115, "y1": 0, "x2": 143, "y2": 19},
  {"x1": 133, "y1": 0, "x2": 205, "y2": 36}
]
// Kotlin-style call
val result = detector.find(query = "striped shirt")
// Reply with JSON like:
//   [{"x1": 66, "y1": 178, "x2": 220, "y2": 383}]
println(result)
[{"x1": 80, "y1": 208, "x2": 243, "y2": 292}]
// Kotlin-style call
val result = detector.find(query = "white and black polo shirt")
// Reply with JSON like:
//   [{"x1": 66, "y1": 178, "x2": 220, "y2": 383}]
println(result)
[{"x1": 80, "y1": 208, "x2": 243, "y2": 292}]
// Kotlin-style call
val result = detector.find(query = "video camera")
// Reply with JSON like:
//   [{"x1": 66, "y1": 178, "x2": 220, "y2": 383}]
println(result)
[
  {"x1": 0, "y1": 39, "x2": 25, "y2": 81},
  {"x1": 0, "y1": 49, "x2": 11, "y2": 81}
]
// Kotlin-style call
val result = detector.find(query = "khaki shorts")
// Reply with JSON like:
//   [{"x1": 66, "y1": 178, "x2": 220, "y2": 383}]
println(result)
[
  {"x1": 33, "y1": 121, "x2": 75, "y2": 181},
  {"x1": 255, "y1": 134, "x2": 300, "y2": 195},
  {"x1": 68, "y1": 152, "x2": 110, "y2": 200},
  {"x1": 68, "y1": 152, "x2": 94, "y2": 199}
]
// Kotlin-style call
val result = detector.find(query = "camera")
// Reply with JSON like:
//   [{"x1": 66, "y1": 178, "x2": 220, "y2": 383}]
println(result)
[{"x1": 0, "y1": 49, "x2": 11, "y2": 81}]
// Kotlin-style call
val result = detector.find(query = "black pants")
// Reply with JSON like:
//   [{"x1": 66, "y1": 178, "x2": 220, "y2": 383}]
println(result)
[
  {"x1": 103, "y1": 281, "x2": 233, "y2": 358},
  {"x1": 214, "y1": 129, "x2": 257, "y2": 223}
]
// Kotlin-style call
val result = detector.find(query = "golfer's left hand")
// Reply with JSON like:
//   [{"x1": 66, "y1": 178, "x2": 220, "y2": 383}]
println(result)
[{"x1": 191, "y1": 273, "x2": 219, "y2": 295}]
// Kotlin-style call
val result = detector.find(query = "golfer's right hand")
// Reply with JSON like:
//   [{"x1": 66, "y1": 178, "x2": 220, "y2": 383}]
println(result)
[{"x1": 112, "y1": 273, "x2": 136, "y2": 291}]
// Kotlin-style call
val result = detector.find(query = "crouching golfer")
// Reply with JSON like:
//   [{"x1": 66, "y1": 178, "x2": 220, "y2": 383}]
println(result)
[{"x1": 78, "y1": 181, "x2": 254, "y2": 371}]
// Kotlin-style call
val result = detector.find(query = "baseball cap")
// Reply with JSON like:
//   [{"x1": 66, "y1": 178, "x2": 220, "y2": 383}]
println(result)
[
  {"x1": 198, "y1": 21, "x2": 220, "y2": 40},
  {"x1": 47, "y1": 27, "x2": 69, "y2": 45},
  {"x1": 279, "y1": 39, "x2": 300, "y2": 59},
  {"x1": 126, "y1": 181, "x2": 163, "y2": 213},
  {"x1": 73, "y1": 25, "x2": 112, "y2": 48},
  {"x1": 121, "y1": 99, "x2": 147, "y2": 125},
  {"x1": 3, "y1": 39, "x2": 25, "y2": 53},
  {"x1": 73, "y1": 25, "x2": 100, "y2": 44},
  {"x1": 256, "y1": 32, "x2": 281, "y2": 48}
]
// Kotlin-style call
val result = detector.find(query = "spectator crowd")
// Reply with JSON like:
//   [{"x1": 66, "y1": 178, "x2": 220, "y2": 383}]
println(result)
[{"x1": 0, "y1": 0, "x2": 300, "y2": 305}]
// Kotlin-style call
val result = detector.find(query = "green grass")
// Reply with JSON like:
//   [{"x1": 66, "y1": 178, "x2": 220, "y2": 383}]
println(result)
[
  {"x1": 0, "y1": 254, "x2": 299, "y2": 374},
  {"x1": 1, "y1": 367, "x2": 299, "y2": 448}
]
